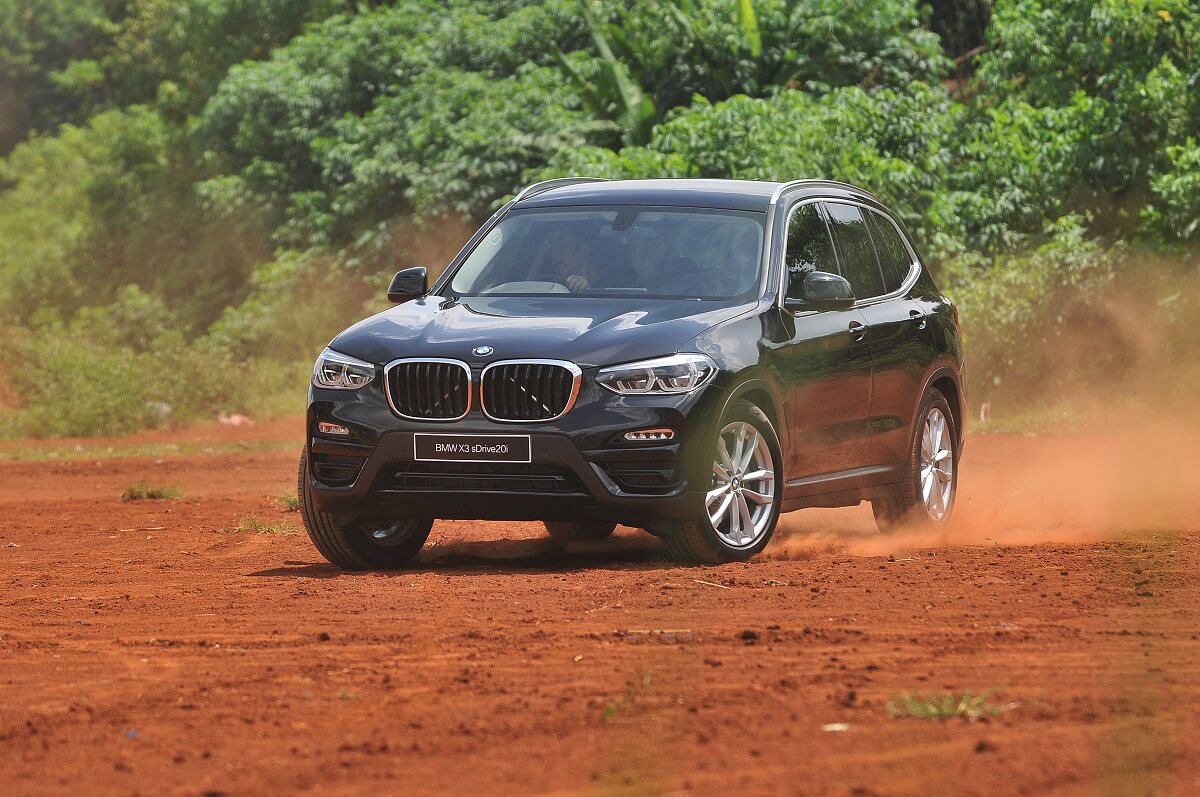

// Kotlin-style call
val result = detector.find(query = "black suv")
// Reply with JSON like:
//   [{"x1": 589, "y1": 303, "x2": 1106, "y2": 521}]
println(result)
[{"x1": 300, "y1": 178, "x2": 966, "y2": 567}]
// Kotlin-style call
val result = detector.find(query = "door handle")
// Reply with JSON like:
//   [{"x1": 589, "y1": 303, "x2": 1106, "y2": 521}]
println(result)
[
  {"x1": 848, "y1": 320, "x2": 868, "y2": 342},
  {"x1": 908, "y1": 309, "x2": 927, "y2": 330}
]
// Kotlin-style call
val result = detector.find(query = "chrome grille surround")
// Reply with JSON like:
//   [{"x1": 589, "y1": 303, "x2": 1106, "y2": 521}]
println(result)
[
  {"x1": 479, "y1": 359, "x2": 583, "y2": 423},
  {"x1": 383, "y1": 358, "x2": 472, "y2": 421}
]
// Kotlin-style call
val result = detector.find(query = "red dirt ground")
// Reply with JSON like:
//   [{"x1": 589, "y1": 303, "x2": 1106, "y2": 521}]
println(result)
[{"x1": 2, "y1": 418, "x2": 1199, "y2": 796}]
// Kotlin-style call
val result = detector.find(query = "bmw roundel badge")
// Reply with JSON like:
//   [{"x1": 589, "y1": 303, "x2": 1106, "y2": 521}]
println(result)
[{"x1": 472, "y1": 345, "x2": 494, "y2": 357}]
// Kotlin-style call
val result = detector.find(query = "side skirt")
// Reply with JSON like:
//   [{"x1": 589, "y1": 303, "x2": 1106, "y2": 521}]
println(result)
[{"x1": 781, "y1": 464, "x2": 904, "y2": 511}]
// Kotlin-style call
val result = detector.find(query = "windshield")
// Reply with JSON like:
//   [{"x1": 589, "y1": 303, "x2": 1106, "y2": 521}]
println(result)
[{"x1": 446, "y1": 206, "x2": 765, "y2": 299}]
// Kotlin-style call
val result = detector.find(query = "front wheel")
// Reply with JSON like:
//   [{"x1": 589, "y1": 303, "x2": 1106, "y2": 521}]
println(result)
[
  {"x1": 872, "y1": 388, "x2": 958, "y2": 534},
  {"x1": 659, "y1": 399, "x2": 782, "y2": 564},
  {"x1": 298, "y1": 450, "x2": 433, "y2": 570}
]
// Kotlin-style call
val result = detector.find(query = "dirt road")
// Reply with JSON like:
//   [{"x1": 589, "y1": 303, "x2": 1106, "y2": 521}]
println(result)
[{"x1": 2, "y1": 418, "x2": 1199, "y2": 796}]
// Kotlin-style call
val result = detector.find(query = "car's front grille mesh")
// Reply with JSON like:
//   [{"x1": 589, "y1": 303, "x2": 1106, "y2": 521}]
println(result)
[
  {"x1": 482, "y1": 362, "x2": 578, "y2": 422},
  {"x1": 386, "y1": 360, "x2": 470, "y2": 420}
]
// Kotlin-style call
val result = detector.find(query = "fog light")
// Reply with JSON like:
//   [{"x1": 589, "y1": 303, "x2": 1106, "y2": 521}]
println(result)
[
  {"x1": 317, "y1": 421, "x2": 351, "y2": 436},
  {"x1": 624, "y1": 428, "x2": 675, "y2": 442}
]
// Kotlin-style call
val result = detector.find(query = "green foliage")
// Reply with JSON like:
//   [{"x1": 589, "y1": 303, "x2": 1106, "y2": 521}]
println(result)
[
  {"x1": 0, "y1": 106, "x2": 271, "y2": 329},
  {"x1": 0, "y1": 121, "x2": 95, "y2": 318},
  {"x1": 977, "y1": 0, "x2": 1197, "y2": 109},
  {"x1": 943, "y1": 217, "x2": 1123, "y2": 398},
  {"x1": 2, "y1": 0, "x2": 1200, "y2": 437},
  {"x1": 315, "y1": 66, "x2": 608, "y2": 239},
  {"x1": 887, "y1": 689, "x2": 1017, "y2": 721},
  {"x1": 555, "y1": 0, "x2": 947, "y2": 144},
  {"x1": 205, "y1": 249, "x2": 371, "y2": 367},
  {"x1": 0, "y1": 0, "x2": 109, "y2": 151},
  {"x1": 1142, "y1": 139, "x2": 1200, "y2": 243},
  {"x1": 1, "y1": 287, "x2": 299, "y2": 437},
  {"x1": 976, "y1": 1, "x2": 1200, "y2": 233},
  {"x1": 195, "y1": 1, "x2": 586, "y2": 244},
  {"x1": 76, "y1": 0, "x2": 349, "y2": 114},
  {"x1": 552, "y1": 4, "x2": 655, "y2": 146},
  {"x1": 121, "y1": 479, "x2": 183, "y2": 501},
  {"x1": 940, "y1": 93, "x2": 1106, "y2": 255},
  {"x1": 223, "y1": 516, "x2": 299, "y2": 535},
  {"x1": 543, "y1": 83, "x2": 957, "y2": 252}
]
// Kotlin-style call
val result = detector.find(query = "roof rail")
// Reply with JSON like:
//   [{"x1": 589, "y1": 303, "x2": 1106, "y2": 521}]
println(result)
[
  {"x1": 512, "y1": 176, "x2": 609, "y2": 203},
  {"x1": 769, "y1": 178, "x2": 880, "y2": 206}
]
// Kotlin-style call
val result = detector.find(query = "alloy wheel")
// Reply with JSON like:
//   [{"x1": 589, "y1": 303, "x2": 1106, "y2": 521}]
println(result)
[
  {"x1": 920, "y1": 407, "x2": 954, "y2": 521},
  {"x1": 706, "y1": 421, "x2": 776, "y2": 548}
]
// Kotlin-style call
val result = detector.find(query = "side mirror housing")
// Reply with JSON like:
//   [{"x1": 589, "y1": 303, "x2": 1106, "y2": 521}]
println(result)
[
  {"x1": 387, "y1": 266, "x2": 428, "y2": 304},
  {"x1": 784, "y1": 270, "x2": 855, "y2": 312}
]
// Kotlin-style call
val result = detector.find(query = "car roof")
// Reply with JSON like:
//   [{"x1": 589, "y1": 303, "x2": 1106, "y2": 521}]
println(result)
[{"x1": 513, "y1": 178, "x2": 883, "y2": 212}]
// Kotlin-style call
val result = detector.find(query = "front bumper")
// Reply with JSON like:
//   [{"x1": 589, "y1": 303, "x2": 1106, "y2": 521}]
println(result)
[{"x1": 304, "y1": 379, "x2": 725, "y2": 525}]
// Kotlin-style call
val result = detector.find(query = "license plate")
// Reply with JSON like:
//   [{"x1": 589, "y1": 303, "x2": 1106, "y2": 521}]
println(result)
[{"x1": 413, "y1": 433, "x2": 532, "y2": 463}]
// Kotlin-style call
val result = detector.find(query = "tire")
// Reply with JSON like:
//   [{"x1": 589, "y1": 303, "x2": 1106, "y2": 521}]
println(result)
[
  {"x1": 544, "y1": 520, "x2": 617, "y2": 543},
  {"x1": 659, "y1": 399, "x2": 783, "y2": 564},
  {"x1": 872, "y1": 388, "x2": 958, "y2": 534},
  {"x1": 298, "y1": 449, "x2": 433, "y2": 570}
]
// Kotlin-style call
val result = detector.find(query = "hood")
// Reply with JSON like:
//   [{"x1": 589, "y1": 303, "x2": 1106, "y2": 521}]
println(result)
[{"x1": 328, "y1": 295, "x2": 753, "y2": 368}]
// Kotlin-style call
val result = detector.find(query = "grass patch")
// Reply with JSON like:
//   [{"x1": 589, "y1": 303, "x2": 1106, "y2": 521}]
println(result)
[
  {"x1": 602, "y1": 671, "x2": 654, "y2": 723},
  {"x1": 0, "y1": 438, "x2": 302, "y2": 462},
  {"x1": 602, "y1": 699, "x2": 627, "y2": 721},
  {"x1": 278, "y1": 491, "x2": 300, "y2": 511},
  {"x1": 223, "y1": 516, "x2": 299, "y2": 535},
  {"x1": 887, "y1": 689, "x2": 1018, "y2": 722},
  {"x1": 121, "y1": 480, "x2": 183, "y2": 501}
]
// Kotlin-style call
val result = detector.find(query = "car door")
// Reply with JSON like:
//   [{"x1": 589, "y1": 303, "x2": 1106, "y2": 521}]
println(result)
[
  {"x1": 854, "y1": 207, "x2": 940, "y2": 467},
  {"x1": 769, "y1": 201, "x2": 873, "y2": 480}
]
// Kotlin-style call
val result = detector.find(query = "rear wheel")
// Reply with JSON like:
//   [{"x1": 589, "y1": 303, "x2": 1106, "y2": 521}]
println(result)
[
  {"x1": 544, "y1": 520, "x2": 617, "y2": 543},
  {"x1": 660, "y1": 399, "x2": 782, "y2": 564},
  {"x1": 298, "y1": 450, "x2": 433, "y2": 570},
  {"x1": 872, "y1": 388, "x2": 958, "y2": 533}
]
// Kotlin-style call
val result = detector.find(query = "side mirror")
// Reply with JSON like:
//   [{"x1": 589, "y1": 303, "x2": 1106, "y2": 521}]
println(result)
[
  {"x1": 387, "y1": 266, "x2": 428, "y2": 304},
  {"x1": 784, "y1": 270, "x2": 855, "y2": 312}
]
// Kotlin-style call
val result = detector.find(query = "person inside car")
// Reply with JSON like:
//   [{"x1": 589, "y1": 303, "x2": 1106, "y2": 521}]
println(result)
[
  {"x1": 543, "y1": 224, "x2": 600, "y2": 292},
  {"x1": 543, "y1": 223, "x2": 639, "y2": 292}
]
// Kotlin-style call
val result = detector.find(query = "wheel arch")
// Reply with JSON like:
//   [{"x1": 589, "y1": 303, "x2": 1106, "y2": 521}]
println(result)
[
  {"x1": 723, "y1": 377, "x2": 784, "y2": 441},
  {"x1": 920, "y1": 366, "x2": 965, "y2": 446}
]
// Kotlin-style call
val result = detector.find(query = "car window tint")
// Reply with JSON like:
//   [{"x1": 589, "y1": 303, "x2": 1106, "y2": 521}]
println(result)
[
  {"x1": 825, "y1": 202, "x2": 885, "y2": 299},
  {"x1": 866, "y1": 210, "x2": 913, "y2": 293},
  {"x1": 448, "y1": 206, "x2": 765, "y2": 299},
  {"x1": 784, "y1": 203, "x2": 838, "y2": 299}
]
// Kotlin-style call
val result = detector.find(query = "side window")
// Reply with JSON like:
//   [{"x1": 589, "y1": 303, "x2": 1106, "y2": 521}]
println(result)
[
  {"x1": 866, "y1": 210, "x2": 914, "y2": 293},
  {"x1": 784, "y1": 203, "x2": 838, "y2": 298},
  {"x1": 825, "y1": 202, "x2": 885, "y2": 299}
]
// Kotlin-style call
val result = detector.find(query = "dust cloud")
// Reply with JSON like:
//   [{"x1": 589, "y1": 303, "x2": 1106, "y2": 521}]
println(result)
[{"x1": 775, "y1": 260, "x2": 1200, "y2": 556}]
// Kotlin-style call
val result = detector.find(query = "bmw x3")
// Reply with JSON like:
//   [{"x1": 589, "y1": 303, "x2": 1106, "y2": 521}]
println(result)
[{"x1": 300, "y1": 178, "x2": 966, "y2": 567}]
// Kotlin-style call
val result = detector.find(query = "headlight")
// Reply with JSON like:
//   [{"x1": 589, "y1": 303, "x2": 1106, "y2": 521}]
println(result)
[
  {"x1": 596, "y1": 353, "x2": 717, "y2": 395},
  {"x1": 312, "y1": 348, "x2": 375, "y2": 390}
]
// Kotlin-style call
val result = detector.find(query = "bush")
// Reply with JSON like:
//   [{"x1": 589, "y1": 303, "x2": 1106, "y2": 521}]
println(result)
[
  {"x1": 1142, "y1": 139, "x2": 1200, "y2": 243},
  {"x1": 542, "y1": 82, "x2": 957, "y2": 253},
  {"x1": 0, "y1": 289, "x2": 302, "y2": 437},
  {"x1": 942, "y1": 217, "x2": 1123, "y2": 403},
  {"x1": 3, "y1": 0, "x2": 1200, "y2": 439}
]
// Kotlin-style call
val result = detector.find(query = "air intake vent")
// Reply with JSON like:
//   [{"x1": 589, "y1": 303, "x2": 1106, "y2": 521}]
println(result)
[
  {"x1": 385, "y1": 359, "x2": 471, "y2": 420},
  {"x1": 481, "y1": 360, "x2": 581, "y2": 422},
  {"x1": 378, "y1": 462, "x2": 586, "y2": 495}
]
